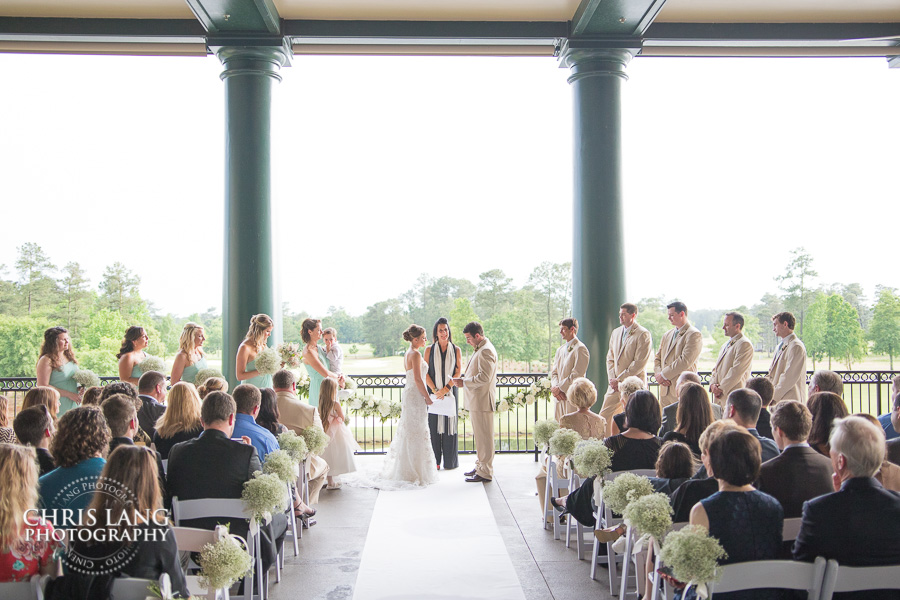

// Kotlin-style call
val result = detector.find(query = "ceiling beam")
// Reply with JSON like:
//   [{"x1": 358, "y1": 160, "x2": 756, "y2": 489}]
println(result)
[
  {"x1": 571, "y1": 0, "x2": 669, "y2": 37},
  {"x1": 643, "y1": 22, "x2": 900, "y2": 46},
  {"x1": 184, "y1": 0, "x2": 281, "y2": 35}
]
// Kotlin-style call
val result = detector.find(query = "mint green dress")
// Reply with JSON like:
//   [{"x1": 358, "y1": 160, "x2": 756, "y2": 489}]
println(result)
[
  {"x1": 180, "y1": 355, "x2": 208, "y2": 387},
  {"x1": 243, "y1": 357, "x2": 273, "y2": 389},
  {"x1": 305, "y1": 345, "x2": 329, "y2": 407},
  {"x1": 130, "y1": 351, "x2": 147, "y2": 380},
  {"x1": 49, "y1": 361, "x2": 79, "y2": 416}
]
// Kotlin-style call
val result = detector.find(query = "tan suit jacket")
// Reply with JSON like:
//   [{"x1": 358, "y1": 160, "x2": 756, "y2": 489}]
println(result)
[
  {"x1": 276, "y1": 389, "x2": 328, "y2": 503},
  {"x1": 551, "y1": 337, "x2": 590, "y2": 420},
  {"x1": 654, "y1": 323, "x2": 703, "y2": 407},
  {"x1": 599, "y1": 324, "x2": 652, "y2": 430},
  {"x1": 709, "y1": 334, "x2": 754, "y2": 407},
  {"x1": 462, "y1": 338, "x2": 498, "y2": 412},
  {"x1": 766, "y1": 333, "x2": 808, "y2": 403}
]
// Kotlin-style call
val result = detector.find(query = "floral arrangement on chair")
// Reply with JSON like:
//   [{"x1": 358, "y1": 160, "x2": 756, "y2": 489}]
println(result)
[
  {"x1": 659, "y1": 524, "x2": 728, "y2": 598},
  {"x1": 138, "y1": 355, "x2": 166, "y2": 374},
  {"x1": 73, "y1": 368, "x2": 101, "y2": 389},
  {"x1": 299, "y1": 424, "x2": 329, "y2": 457},
  {"x1": 601, "y1": 472, "x2": 655, "y2": 514},
  {"x1": 534, "y1": 419, "x2": 560, "y2": 449},
  {"x1": 242, "y1": 471, "x2": 289, "y2": 524},
  {"x1": 622, "y1": 492, "x2": 673, "y2": 552},
  {"x1": 194, "y1": 368, "x2": 224, "y2": 386},
  {"x1": 262, "y1": 449, "x2": 299, "y2": 485},
  {"x1": 277, "y1": 430, "x2": 309, "y2": 463},
  {"x1": 197, "y1": 530, "x2": 254, "y2": 591},
  {"x1": 571, "y1": 439, "x2": 613, "y2": 478},
  {"x1": 548, "y1": 427, "x2": 582, "y2": 457},
  {"x1": 253, "y1": 347, "x2": 280, "y2": 376},
  {"x1": 276, "y1": 342, "x2": 302, "y2": 368}
]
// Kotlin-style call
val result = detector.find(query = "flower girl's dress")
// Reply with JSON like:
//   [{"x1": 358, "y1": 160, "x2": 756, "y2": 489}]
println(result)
[{"x1": 320, "y1": 408, "x2": 359, "y2": 477}]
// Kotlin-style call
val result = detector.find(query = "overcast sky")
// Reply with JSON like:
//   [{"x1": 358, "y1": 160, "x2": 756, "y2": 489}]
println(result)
[{"x1": 0, "y1": 52, "x2": 898, "y2": 318}]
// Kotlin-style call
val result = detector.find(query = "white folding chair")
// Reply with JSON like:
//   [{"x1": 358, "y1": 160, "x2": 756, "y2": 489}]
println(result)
[
  {"x1": 820, "y1": 559, "x2": 900, "y2": 600},
  {"x1": 0, "y1": 574, "x2": 44, "y2": 600},
  {"x1": 649, "y1": 522, "x2": 689, "y2": 600},
  {"x1": 172, "y1": 497, "x2": 264, "y2": 600},
  {"x1": 565, "y1": 470, "x2": 592, "y2": 559},
  {"x1": 618, "y1": 523, "x2": 651, "y2": 600},
  {"x1": 172, "y1": 525, "x2": 234, "y2": 600},
  {"x1": 299, "y1": 458, "x2": 310, "y2": 507},
  {"x1": 544, "y1": 455, "x2": 569, "y2": 539},
  {"x1": 110, "y1": 573, "x2": 171, "y2": 600},
  {"x1": 782, "y1": 517, "x2": 802, "y2": 542},
  {"x1": 705, "y1": 557, "x2": 827, "y2": 600}
]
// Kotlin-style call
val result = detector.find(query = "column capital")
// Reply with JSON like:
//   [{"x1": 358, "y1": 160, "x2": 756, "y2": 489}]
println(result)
[
  {"x1": 216, "y1": 42, "x2": 291, "y2": 82},
  {"x1": 558, "y1": 39, "x2": 638, "y2": 83}
]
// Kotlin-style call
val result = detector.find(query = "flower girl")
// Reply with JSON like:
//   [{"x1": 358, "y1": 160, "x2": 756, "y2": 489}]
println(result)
[{"x1": 318, "y1": 376, "x2": 358, "y2": 490}]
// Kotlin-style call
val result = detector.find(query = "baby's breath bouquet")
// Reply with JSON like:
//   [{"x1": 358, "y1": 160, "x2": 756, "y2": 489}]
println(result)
[
  {"x1": 73, "y1": 368, "x2": 100, "y2": 389},
  {"x1": 254, "y1": 347, "x2": 279, "y2": 375},
  {"x1": 623, "y1": 492, "x2": 673, "y2": 542},
  {"x1": 533, "y1": 419, "x2": 560, "y2": 449},
  {"x1": 138, "y1": 355, "x2": 166, "y2": 374},
  {"x1": 659, "y1": 524, "x2": 728, "y2": 597},
  {"x1": 602, "y1": 472, "x2": 655, "y2": 514},
  {"x1": 277, "y1": 430, "x2": 308, "y2": 464},
  {"x1": 262, "y1": 449, "x2": 298, "y2": 485},
  {"x1": 242, "y1": 472, "x2": 288, "y2": 523},
  {"x1": 198, "y1": 534, "x2": 253, "y2": 590},
  {"x1": 195, "y1": 368, "x2": 224, "y2": 386},
  {"x1": 572, "y1": 439, "x2": 613, "y2": 478},
  {"x1": 548, "y1": 427, "x2": 582, "y2": 457},
  {"x1": 300, "y1": 424, "x2": 329, "y2": 456},
  {"x1": 276, "y1": 342, "x2": 302, "y2": 368}
]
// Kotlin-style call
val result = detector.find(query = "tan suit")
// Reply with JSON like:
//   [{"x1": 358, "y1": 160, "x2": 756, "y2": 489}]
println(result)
[
  {"x1": 766, "y1": 333, "x2": 808, "y2": 404},
  {"x1": 599, "y1": 323, "x2": 652, "y2": 434},
  {"x1": 709, "y1": 334, "x2": 754, "y2": 407},
  {"x1": 276, "y1": 389, "x2": 329, "y2": 504},
  {"x1": 463, "y1": 337, "x2": 498, "y2": 480},
  {"x1": 654, "y1": 323, "x2": 703, "y2": 408},
  {"x1": 550, "y1": 337, "x2": 590, "y2": 421}
]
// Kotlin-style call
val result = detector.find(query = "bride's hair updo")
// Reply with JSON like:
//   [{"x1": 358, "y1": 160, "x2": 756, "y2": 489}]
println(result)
[{"x1": 402, "y1": 325, "x2": 425, "y2": 343}]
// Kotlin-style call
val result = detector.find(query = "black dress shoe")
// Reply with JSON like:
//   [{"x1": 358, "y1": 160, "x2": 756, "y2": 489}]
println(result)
[
  {"x1": 464, "y1": 469, "x2": 477, "y2": 477},
  {"x1": 549, "y1": 497, "x2": 569, "y2": 517},
  {"x1": 465, "y1": 474, "x2": 492, "y2": 483}
]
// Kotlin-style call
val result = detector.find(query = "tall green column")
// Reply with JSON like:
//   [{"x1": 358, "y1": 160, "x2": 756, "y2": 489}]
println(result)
[
  {"x1": 218, "y1": 45, "x2": 288, "y2": 390},
  {"x1": 561, "y1": 46, "x2": 634, "y2": 400}
]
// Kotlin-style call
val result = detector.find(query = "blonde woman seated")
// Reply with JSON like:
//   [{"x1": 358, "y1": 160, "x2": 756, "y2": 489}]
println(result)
[
  {"x1": 537, "y1": 378, "x2": 606, "y2": 517},
  {"x1": 151, "y1": 382, "x2": 203, "y2": 460},
  {"x1": 610, "y1": 375, "x2": 645, "y2": 435}
]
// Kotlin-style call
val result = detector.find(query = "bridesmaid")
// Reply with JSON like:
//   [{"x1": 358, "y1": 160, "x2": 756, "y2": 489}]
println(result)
[
  {"x1": 170, "y1": 323, "x2": 207, "y2": 387},
  {"x1": 117, "y1": 326, "x2": 149, "y2": 385},
  {"x1": 235, "y1": 314, "x2": 275, "y2": 389},
  {"x1": 35, "y1": 327, "x2": 81, "y2": 417},
  {"x1": 301, "y1": 318, "x2": 341, "y2": 407}
]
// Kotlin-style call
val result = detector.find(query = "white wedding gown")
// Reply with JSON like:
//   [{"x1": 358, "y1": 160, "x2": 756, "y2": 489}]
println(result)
[{"x1": 377, "y1": 361, "x2": 439, "y2": 488}]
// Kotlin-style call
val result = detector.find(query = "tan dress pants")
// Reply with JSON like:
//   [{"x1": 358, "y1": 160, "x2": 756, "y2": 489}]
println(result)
[{"x1": 470, "y1": 410, "x2": 495, "y2": 480}]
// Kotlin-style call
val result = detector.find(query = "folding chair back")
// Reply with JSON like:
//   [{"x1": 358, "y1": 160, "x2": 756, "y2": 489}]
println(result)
[{"x1": 820, "y1": 559, "x2": 900, "y2": 600}]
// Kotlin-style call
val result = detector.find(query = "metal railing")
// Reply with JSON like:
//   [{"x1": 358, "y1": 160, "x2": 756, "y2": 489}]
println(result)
[{"x1": 2, "y1": 370, "x2": 896, "y2": 455}]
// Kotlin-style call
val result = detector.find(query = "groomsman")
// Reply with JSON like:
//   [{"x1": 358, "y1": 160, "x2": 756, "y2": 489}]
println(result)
[
  {"x1": 709, "y1": 312, "x2": 754, "y2": 407},
  {"x1": 550, "y1": 318, "x2": 590, "y2": 422},
  {"x1": 599, "y1": 303, "x2": 652, "y2": 436},
  {"x1": 765, "y1": 312, "x2": 808, "y2": 404},
  {"x1": 453, "y1": 322, "x2": 498, "y2": 483},
  {"x1": 654, "y1": 302, "x2": 703, "y2": 408}
]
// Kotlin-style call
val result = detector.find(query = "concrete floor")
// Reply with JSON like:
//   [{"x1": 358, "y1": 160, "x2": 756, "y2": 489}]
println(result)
[{"x1": 268, "y1": 454, "x2": 615, "y2": 600}]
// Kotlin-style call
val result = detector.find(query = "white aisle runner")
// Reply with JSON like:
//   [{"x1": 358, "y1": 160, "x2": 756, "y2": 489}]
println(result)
[{"x1": 353, "y1": 471, "x2": 527, "y2": 600}]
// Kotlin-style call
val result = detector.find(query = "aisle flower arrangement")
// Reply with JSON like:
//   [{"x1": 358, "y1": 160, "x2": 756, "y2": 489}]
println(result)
[
  {"x1": 242, "y1": 472, "x2": 288, "y2": 524},
  {"x1": 198, "y1": 532, "x2": 254, "y2": 591},
  {"x1": 622, "y1": 492, "x2": 673, "y2": 546},
  {"x1": 571, "y1": 439, "x2": 613, "y2": 478},
  {"x1": 299, "y1": 424, "x2": 329, "y2": 456},
  {"x1": 276, "y1": 342, "x2": 302, "y2": 368},
  {"x1": 138, "y1": 355, "x2": 166, "y2": 374},
  {"x1": 262, "y1": 449, "x2": 298, "y2": 485},
  {"x1": 195, "y1": 368, "x2": 224, "y2": 386},
  {"x1": 548, "y1": 427, "x2": 582, "y2": 457},
  {"x1": 601, "y1": 472, "x2": 655, "y2": 514},
  {"x1": 533, "y1": 419, "x2": 560, "y2": 449},
  {"x1": 277, "y1": 430, "x2": 309, "y2": 462},
  {"x1": 73, "y1": 368, "x2": 100, "y2": 389},
  {"x1": 659, "y1": 524, "x2": 727, "y2": 598}
]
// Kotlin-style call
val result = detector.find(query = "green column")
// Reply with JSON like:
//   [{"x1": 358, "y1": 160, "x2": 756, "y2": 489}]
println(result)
[
  {"x1": 218, "y1": 46, "x2": 288, "y2": 390},
  {"x1": 561, "y1": 46, "x2": 634, "y2": 400}
]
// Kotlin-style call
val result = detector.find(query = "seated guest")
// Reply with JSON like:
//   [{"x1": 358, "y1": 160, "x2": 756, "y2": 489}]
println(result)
[
  {"x1": 878, "y1": 376, "x2": 899, "y2": 441},
  {"x1": 551, "y1": 390, "x2": 662, "y2": 527},
  {"x1": 13, "y1": 405, "x2": 56, "y2": 476},
  {"x1": 745, "y1": 377, "x2": 775, "y2": 439},
  {"x1": 232, "y1": 384, "x2": 279, "y2": 463},
  {"x1": 256, "y1": 388, "x2": 288, "y2": 436},
  {"x1": 152, "y1": 382, "x2": 203, "y2": 460},
  {"x1": 22, "y1": 386, "x2": 61, "y2": 424},
  {"x1": 670, "y1": 421, "x2": 742, "y2": 523},
  {"x1": 38, "y1": 406, "x2": 110, "y2": 520},
  {"x1": 887, "y1": 393, "x2": 900, "y2": 466},
  {"x1": 723, "y1": 388, "x2": 780, "y2": 463},
  {"x1": 679, "y1": 429, "x2": 783, "y2": 600},
  {"x1": 274, "y1": 369, "x2": 328, "y2": 505},
  {"x1": 66, "y1": 445, "x2": 189, "y2": 597},
  {"x1": 808, "y1": 369, "x2": 844, "y2": 399},
  {"x1": 80, "y1": 386, "x2": 103, "y2": 407},
  {"x1": 101, "y1": 381, "x2": 151, "y2": 444},
  {"x1": 0, "y1": 396, "x2": 15, "y2": 443},
  {"x1": 661, "y1": 372, "x2": 723, "y2": 436},
  {"x1": 198, "y1": 376, "x2": 228, "y2": 400},
  {"x1": 852, "y1": 413, "x2": 900, "y2": 492},
  {"x1": 661, "y1": 382, "x2": 713, "y2": 457},
  {"x1": 137, "y1": 370, "x2": 168, "y2": 438},
  {"x1": 793, "y1": 416, "x2": 900, "y2": 600},
  {"x1": 649, "y1": 441, "x2": 696, "y2": 495},
  {"x1": 0, "y1": 444, "x2": 61, "y2": 582},
  {"x1": 808, "y1": 392, "x2": 849, "y2": 457},
  {"x1": 758, "y1": 400, "x2": 833, "y2": 518},
  {"x1": 166, "y1": 391, "x2": 286, "y2": 575},
  {"x1": 610, "y1": 375, "x2": 645, "y2": 435},
  {"x1": 102, "y1": 394, "x2": 166, "y2": 494}
]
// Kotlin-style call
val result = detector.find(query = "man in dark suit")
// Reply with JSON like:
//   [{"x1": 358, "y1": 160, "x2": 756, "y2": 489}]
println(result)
[
  {"x1": 137, "y1": 370, "x2": 168, "y2": 437},
  {"x1": 745, "y1": 377, "x2": 775, "y2": 440},
  {"x1": 723, "y1": 388, "x2": 780, "y2": 463},
  {"x1": 886, "y1": 393, "x2": 900, "y2": 466},
  {"x1": 758, "y1": 400, "x2": 833, "y2": 518},
  {"x1": 166, "y1": 391, "x2": 286, "y2": 573},
  {"x1": 793, "y1": 416, "x2": 900, "y2": 600}
]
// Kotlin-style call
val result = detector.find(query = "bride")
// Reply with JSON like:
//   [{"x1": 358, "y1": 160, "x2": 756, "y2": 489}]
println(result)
[{"x1": 378, "y1": 324, "x2": 439, "y2": 487}]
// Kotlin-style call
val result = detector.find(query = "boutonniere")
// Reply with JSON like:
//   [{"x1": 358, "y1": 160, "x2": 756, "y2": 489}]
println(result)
[{"x1": 566, "y1": 344, "x2": 574, "y2": 353}]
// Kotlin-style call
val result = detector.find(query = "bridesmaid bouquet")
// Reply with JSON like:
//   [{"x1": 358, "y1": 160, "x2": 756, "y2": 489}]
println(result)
[
  {"x1": 276, "y1": 342, "x2": 302, "y2": 368},
  {"x1": 254, "y1": 347, "x2": 280, "y2": 375},
  {"x1": 195, "y1": 368, "x2": 225, "y2": 386},
  {"x1": 198, "y1": 531, "x2": 253, "y2": 591},
  {"x1": 138, "y1": 355, "x2": 166, "y2": 374},
  {"x1": 73, "y1": 368, "x2": 101, "y2": 389}
]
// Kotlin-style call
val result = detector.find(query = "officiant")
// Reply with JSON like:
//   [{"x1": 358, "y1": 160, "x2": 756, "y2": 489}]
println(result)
[{"x1": 425, "y1": 317, "x2": 463, "y2": 470}]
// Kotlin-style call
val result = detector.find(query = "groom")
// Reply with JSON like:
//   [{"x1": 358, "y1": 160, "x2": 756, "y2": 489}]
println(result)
[{"x1": 453, "y1": 322, "x2": 498, "y2": 483}]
